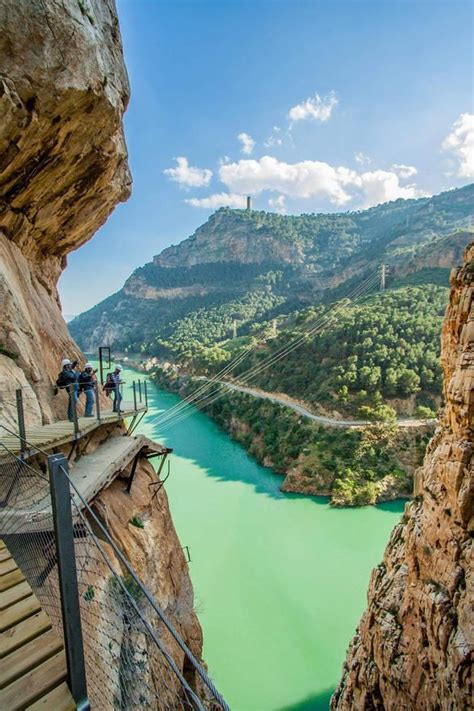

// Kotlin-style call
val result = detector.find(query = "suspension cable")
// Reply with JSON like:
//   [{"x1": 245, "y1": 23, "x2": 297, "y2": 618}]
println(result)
[{"x1": 149, "y1": 270, "x2": 378, "y2": 429}]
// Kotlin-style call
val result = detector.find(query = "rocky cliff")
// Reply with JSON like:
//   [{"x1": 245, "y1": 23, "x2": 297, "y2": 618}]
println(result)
[
  {"x1": 332, "y1": 242, "x2": 473, "y2": 709},
  {"x1": 0, "y1": 0, "x2": 131, "y2": 424},
  {"x1": 0, "y1": 1, "x2": 207, "y2": 705}
]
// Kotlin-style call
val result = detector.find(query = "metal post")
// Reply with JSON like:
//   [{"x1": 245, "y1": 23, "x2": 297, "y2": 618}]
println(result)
[
  {"x1": 98, "y1": 346, "x2": 111, "y2": 385},
  {"x1": 144, "y1": 379, "x2": 148, "y2": 408},
  {"x1": 138, "y1": 380, "x2": 142, "y2": 404},
  {"x1": 15, "y1": 389, "x2": 26, "y2": 455},
  {"x1": 132, "y1": 381, "x2": 137, "y2": 412},
  {"x1": 69, "y1": 384, "x2": 79, "y2": 439},
  {"x1": 126, "y1": 452, "x2": 140, "y2": 494},
  {"x1": 95, "y1": 381, "x2": 101, "y2": 423},
  {"x1": 48, "y1": 454, "x2": 90, "y2": 710}
]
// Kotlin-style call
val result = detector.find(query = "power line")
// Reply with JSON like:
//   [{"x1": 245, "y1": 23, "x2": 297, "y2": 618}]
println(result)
[
  {"x1": 150, "y1": 272, "x2": 377, "y2": 430},
  {"x1": 154, "y1": 272, "x2": 380, "y2": 432}
]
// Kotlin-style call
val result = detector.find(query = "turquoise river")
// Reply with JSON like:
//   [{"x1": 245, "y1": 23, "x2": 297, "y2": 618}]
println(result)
[{"x1": 122, "y1": 366, "x2": 404, "y2": 710}]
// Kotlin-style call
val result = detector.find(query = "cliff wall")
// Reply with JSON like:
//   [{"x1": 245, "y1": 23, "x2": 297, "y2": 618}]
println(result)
[
  {"x1": 0, "y1": 0, "x2": 206, "y2": 703},
  {"x1": 0, "y1": 0, "x2": 130, "y2": 423},
  {"x1": 332, "y1": 243, "x2": 473, "y2": 709}
]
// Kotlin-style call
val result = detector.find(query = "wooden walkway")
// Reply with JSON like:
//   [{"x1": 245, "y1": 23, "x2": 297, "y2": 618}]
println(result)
[
  {"x1": 0, "y1": 541, "x2": 75, "y2": 710},
  {"x1": 0, "y1": 401, "x2": 147, "y2": 459},
  {"x1": 2, "y1": 435, "x2": 165, "y2": 533}
]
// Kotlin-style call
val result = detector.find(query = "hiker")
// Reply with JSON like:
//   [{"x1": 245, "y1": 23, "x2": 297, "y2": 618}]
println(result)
[
  {"x1": 103, "y1": 365, "x2": 124, "y2": 413},
  {"x1": 78, "y1": 363, "x2": 98, "y2": 417},
  {"x1": 71, "y1": 359, "x2": 80, "y2": 395},
  {"x1": 56, "y1": 358, "x2": 78, "y2": 422}
]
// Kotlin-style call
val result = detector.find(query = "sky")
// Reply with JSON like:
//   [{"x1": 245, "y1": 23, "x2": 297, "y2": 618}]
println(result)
[{"x1": 59, "y1": 0, "x2": 473, "y2": 316}]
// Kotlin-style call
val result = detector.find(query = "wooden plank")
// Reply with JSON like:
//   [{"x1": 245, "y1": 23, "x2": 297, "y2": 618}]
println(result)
[
  {"x1": 0, "y1": 610, "x2": 51, "y2": 658},
  {"x1": 0, "y1": 568, "x2": 25, "y2": 593},
  {"x1": 0, "y1": 581, "x2": 32, "y2": 611},
  {"x1": 0, "y1": 549, "x2": 11, "y2": 563},
  {"x1": 1, "y1": 650, "x2": 66, "y2": 709},
  {"x1": 0, "y1": 405, "x2": 146, "y2": 461},
  {"x1": 0, "y1": 594, "x2": 42, "y2": 632},
  {"x1": 0, "y1": 558, "x2": 18, "y2": 576},
  {"x1": 26, "y1": 681, "x2": 75, "y2": 710},
  {"x1": 69, "y1": 435, "x2": 146, "y2": 504},
  {"x1": 0, "y1": 628, "x2": 63, "y2": 688}
]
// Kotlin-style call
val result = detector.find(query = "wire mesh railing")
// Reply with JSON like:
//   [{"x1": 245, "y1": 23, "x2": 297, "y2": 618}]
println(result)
[{"x1": 0, "y1": 436, "x2": 228, "y2": 710}]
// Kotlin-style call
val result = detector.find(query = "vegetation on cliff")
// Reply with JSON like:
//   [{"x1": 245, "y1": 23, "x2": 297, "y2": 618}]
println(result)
[
  {"x1": 70, "y1": 185, "x2": 472, "y2": 358},
  {"x1": 223, "y1": 284, "x2": 447, "y2": 417},
  {"x1": 152, "y1": 369, "x2": 432, "y2": 506}
]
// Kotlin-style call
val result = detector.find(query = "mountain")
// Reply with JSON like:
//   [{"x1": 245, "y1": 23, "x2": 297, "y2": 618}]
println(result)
[{"x1": 69, "y1": 184, "x2": 473, "y2": 356}]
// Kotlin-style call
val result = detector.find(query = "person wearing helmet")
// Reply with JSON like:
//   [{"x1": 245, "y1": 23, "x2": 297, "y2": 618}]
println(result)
[
  {"x1": 56, "y1": 358, "x2": 79, "y2": 421},
  {"x1": 78, "y1": 363, "x2": 98, "y2": 417},
  {"x1": 110, "y1": 364, "x2": 124, "y2": 413}
]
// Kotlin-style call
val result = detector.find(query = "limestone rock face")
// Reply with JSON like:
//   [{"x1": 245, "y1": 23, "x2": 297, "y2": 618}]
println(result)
[
  {"x1": 331, "y1": 243, "x2": 473, "y2": 710},
  {"x1": 0, "y1": 3, "x2": 208, "y2": 705},
  {"x1": 0, "y1": 0, "x2": 131, "y2": 421}
]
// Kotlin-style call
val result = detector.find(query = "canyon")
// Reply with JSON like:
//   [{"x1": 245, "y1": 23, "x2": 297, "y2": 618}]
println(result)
[{"x1": 1, "y1": 1, "x2": 472, "y2": 708}]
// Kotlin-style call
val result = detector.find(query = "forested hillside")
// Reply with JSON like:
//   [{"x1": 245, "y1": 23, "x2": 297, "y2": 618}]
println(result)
[
  {"x1": 70, "y1": 185, "x2": 473, "y2": 359},
  {"x1": 225, "y1": 285, "x2": 447, "y2": 417}
]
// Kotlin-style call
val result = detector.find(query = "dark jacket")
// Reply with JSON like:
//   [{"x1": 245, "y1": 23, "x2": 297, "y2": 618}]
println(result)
[
  {"x1": 56, "y1": 368, "x2": 77, "y2": 389},
  {"x1": 78, "y1": 371, "x2": 95, "y2": 392}
]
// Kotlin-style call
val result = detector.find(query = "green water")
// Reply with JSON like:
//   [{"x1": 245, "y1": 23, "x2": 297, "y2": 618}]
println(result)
[{"x1": 121, "y1": 367, "x2": 403, "y2": 710}]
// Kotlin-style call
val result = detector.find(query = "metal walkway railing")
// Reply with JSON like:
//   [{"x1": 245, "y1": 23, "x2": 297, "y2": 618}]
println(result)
[
  {"x1": 0, "y1": 379, "x2": 149, "y2": 459},
  {"x1": 0, "y1": 433, "x2": 229, "y2": 710}
]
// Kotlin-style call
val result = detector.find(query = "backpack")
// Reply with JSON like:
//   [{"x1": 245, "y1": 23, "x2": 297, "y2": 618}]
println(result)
[
  {"x1": 103, "y1": 373, "x2": 116, "y2": 393},
  {"x1": 56, "y1": 370, "x2": 70, "y2": 388}
]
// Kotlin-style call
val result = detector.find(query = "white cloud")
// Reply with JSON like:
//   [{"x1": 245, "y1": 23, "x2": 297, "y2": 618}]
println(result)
[
  {"x1": 237, "y1": 132, "x2": 256, "y2": 155},
  {"x1": 219, "y1": 155, "x2": 357, "y2": 205},
  {"x1": 391, "y1": 163, "x2": 418, "y2": 179},
  {"x1": 184, "y1": 192, "x2": 247, "y2": 209},
  {"x1": 163, "y1": 157, "x2": 212, "y2": 187},
  {"x1": 288, "y1": 91, "x2": 338, "y2": 123},
  {"x1": 218, "y1": 155, "x2": 426, "y2": 208},
  {"x1": 268, "y1": 195, "x2": 286, "y2": 213},
  {"x1": 354, "y1": 151, "x2": 372, "y2": 166},
  {"x1": 265, "y1": 126, "x2": 284, "y2": 148},
  {"x1": 356, "y1": 170, "x2": 426, "y2": 208},
  {"x1": 441, "y1": 113, "x2": 474, "y2": 178}
]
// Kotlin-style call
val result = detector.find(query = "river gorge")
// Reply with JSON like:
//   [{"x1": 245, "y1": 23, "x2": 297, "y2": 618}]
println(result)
[{"x1": 119, "y1": 364, "x2": 404, "y2": 710}]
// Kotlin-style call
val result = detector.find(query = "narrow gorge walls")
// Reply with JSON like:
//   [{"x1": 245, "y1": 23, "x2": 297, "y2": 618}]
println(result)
[{"x1": 332, "y1": 243, "x2": 473, "y2": 709}]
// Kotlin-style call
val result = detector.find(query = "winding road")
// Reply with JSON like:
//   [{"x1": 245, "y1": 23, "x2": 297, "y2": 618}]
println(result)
[{"x1": 215, "y1": 380, "x2": 435, "y2": 429}]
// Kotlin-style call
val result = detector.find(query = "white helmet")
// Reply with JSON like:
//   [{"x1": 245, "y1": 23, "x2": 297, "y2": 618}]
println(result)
[
  {"x1": 62, "y1": 358, "x2": 72, "y2": 367},
  {"x1": 115, "y1": 364, "x2": 123, "y2": 371},
  {"x1": 84, "y1": 362, "x2": 93, "y2": 369}
]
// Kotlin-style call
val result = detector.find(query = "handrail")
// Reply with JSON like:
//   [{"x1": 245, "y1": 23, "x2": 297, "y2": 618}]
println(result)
[
  {"x1": 0, "y1": 428, "x2": 229, "y2": 710},
  {"x1": 1, "y1": 378, "x2": 149, "y2": 455}
]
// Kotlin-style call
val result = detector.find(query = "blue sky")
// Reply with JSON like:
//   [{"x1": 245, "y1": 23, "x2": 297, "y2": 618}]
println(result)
[{"x1": 60, "y1": 0, "x2": 473, "y2": 315}]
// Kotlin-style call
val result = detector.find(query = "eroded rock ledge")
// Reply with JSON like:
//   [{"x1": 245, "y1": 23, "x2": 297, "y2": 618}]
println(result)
[
  {"x1": 331, "y1": 243, "x2": 473, "y2": 710},
  {"x1": 0, "y1": 0, "x2": 131, "y2": 422}
]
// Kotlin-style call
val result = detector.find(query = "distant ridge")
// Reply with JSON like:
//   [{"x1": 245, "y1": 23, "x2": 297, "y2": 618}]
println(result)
[{"x1": 69, "y1": 184, "x2": 473, "y2": 355}]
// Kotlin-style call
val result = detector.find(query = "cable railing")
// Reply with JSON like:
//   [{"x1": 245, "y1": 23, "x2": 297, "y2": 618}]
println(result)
[
  {"x1": 0, "y1": 434, "x2": 228, "y2": 710},
  {"x1": 1, "y1": 377, "x2": 149, "y2": 456}
]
